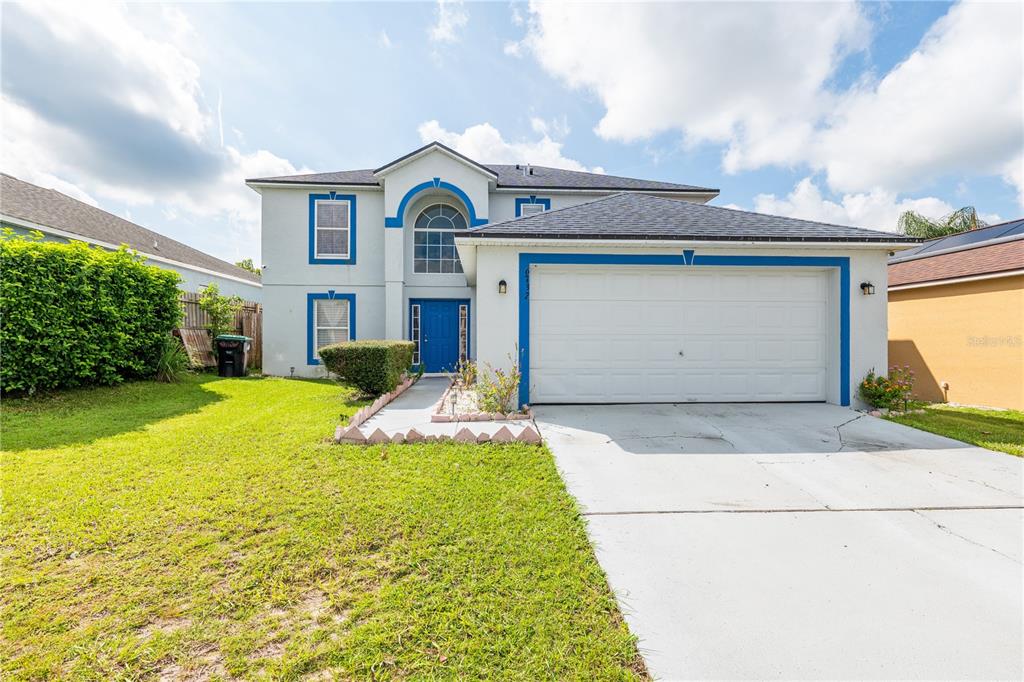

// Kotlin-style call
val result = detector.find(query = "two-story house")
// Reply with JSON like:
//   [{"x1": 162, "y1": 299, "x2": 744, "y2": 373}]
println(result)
[{"x1": 247, "y1": 141, "x2": 916, "y2": 407}]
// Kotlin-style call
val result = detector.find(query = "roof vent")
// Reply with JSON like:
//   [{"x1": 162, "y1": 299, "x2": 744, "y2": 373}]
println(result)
[{"x1": 522, "y1": 163, "x2": 532, "y2": 177}]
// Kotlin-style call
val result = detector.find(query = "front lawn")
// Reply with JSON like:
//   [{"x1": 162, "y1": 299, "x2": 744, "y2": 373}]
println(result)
[
  {"x1": 886, "y1": 404, "x2": 1024, "y2": 457},
  {"x1": 1, "y1": 375, "x2": 644, "y2": 680}
]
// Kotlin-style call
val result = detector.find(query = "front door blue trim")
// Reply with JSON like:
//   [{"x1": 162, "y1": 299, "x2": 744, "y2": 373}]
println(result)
[
  {"x1": 517, "y1": 252, "x2": 851, "y2": 408},
  {"x1": 410, "y1": 298, "x2": 471, "y2": 373}
]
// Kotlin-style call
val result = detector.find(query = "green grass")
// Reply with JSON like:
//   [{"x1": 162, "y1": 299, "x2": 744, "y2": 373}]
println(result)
[
  {"x1": 887, "y1": 404, "x2": 1024, "y2": 457},
  {"x1": 1, "y1": 375, "x2": 644, "y2": 680}
]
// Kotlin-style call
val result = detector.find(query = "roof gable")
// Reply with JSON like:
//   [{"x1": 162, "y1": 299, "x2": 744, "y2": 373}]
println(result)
[
  {"x1": 372, "y1": 141, "x2": 498, "y2": 180},
  {"x1": 467, "y1": 192, "x2": 918, "y2": 243}
]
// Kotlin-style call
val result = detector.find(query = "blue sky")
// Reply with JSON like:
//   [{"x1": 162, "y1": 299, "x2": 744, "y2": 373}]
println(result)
[{"x1": 2, "y1": 1, "x2": 1021, "y2": 265}]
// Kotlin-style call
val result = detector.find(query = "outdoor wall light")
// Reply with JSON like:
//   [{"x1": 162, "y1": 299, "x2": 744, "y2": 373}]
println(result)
[
  {"x1": 498, "y1": 279, "x2": 507, "y2": 294},
  {"x1": 860, "y1": 282, "x2": 875, "y2": 295}
]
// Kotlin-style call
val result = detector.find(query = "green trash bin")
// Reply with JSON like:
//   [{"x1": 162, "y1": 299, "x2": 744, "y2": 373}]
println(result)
[{"x1": 214, "y1": 334, "x2": 251, "y2": 377}]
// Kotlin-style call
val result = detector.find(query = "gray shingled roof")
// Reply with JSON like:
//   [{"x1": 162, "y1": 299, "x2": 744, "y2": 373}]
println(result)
[
  {"x1": 467, "y1": 192, "x2": 919, "y2": 243},
  {"x1": 0, "y1": 174, "x2": 261, "y2": 283},
  {"x1": 247, "y1": 142, "x2": 716, "y2": 193}
]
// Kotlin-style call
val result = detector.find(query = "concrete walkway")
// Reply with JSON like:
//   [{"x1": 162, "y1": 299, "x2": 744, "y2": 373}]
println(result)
[
  {"x1": 534, "y1": 403, "x2": 1024, "y2": 680},
  {"x1": 358, "y1": 377, "x2": 535, "y2": 438}
]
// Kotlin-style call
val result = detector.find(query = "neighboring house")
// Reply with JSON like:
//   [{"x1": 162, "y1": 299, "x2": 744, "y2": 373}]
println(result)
[
  {"x1": 1, "y1": 174, "x2": 262, "y2": 300},
  {"x1": 247, "y1": 141, "x2": 915, "y2": 407},
  {"x1": 888, "y1": 218, "x2": 1024, "y2": 410}
]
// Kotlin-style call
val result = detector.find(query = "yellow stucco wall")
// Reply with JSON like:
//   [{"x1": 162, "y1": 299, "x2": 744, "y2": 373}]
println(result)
[{"x1": 888, "y1": 275, "x2": 1024, "y2": 410}]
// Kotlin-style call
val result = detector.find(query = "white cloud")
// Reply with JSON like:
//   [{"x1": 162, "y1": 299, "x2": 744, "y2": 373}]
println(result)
[
  {"x1": 418, "y1": 120, "x2": 601, "y2": 172},
  {"x1": 751, "y1": 177, "x2": 955, "y2": 232},
  {"x1": 503, "y1": 40, "x2": 522, "y2": 57},
  {"x1": 378, "y1": 29, "x2": 393, "y2": 49},
  {"x1": 0, "y1": 1, "x2": 306, "y2": 256},
  {"x1": 814, "y1": 2, "x2": 1023, "y2": 197},
  {"x1": 522, "y1": 2, "x2": 868, "y2": 153},
  {"x1": 429, "y1": 0, "x2": 468, "y2": 44},
  {"x1": 519, "y1": 1, "x2": 1023, "y2": 203}
]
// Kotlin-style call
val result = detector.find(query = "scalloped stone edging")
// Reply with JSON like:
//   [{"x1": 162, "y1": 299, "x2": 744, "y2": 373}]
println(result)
[{"x1": 335, "y1": 423, "x2": 543, "y2": 446}]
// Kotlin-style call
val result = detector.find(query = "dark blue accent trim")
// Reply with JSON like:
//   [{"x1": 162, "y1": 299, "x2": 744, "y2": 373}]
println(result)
[
  {"x1": 409, "y1": 298, "x2": 471, "y2": 372},
  {"x1": 385, "y1": 179, "x2": 487, "y2": 228},
  {"x1": 308, "y1": 193, "x2": 357, "y2": 265},
  {"x1": 306, "y1": 291, "x2": 357, "y2": 365},
  {"x1": 514, "y1": 195, "x2": 552, "y2": 217},
  {"x1": 517, "y1": 252, "x2": 851, "y2": 408}
]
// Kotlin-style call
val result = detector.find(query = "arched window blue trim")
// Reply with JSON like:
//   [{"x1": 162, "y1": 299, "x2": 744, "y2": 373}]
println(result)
[
  {"x1": 385, "y1": 178, "x2": 487, "y2": 228},
  {"x1": 514, "y1": 195, "x2": 552, "y2": 217}
]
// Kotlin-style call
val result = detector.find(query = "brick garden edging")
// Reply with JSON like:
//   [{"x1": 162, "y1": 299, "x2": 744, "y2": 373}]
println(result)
[{"x1": 332, "y1": 374, "x2": 417, "y2": 440}]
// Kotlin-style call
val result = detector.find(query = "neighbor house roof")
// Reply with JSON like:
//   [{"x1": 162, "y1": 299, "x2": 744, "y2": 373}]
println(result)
[
  {"x1": 247, "y1": 142, "x2": 716, "y2": 194},
  {"x1": 888, "y1": 217, "x2": 1024, "y2": 287},
  {"x1": 0, "y1": 174, "x2": 261, "y2": 284},
  {"x1": 464, "y1": 192, "x2": 919, "y2": 243}
]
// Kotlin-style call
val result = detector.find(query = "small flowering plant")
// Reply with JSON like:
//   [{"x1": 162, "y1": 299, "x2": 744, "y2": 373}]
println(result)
[{"x1": 859, "y1": 365, "x2": 916, "y2": 410}]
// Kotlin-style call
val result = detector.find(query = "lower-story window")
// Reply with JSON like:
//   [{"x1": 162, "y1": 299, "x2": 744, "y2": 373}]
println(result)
[
  {"x1": 307, "y1": 292, "x2": 356, "y2": 365},
  {"x1": 315, "y1": 298, "x2": 349, "y2": 350}
]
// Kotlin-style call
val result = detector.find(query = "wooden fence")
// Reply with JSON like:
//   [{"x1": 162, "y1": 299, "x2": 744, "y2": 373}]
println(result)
[{"x1": 177, "y1": 291, "x2": 262, "y2": 369}]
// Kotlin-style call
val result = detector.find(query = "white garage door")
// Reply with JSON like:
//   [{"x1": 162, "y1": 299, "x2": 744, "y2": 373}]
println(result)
[{"x1": 529, "y1": 265, "x2": 832, "y2": 403}]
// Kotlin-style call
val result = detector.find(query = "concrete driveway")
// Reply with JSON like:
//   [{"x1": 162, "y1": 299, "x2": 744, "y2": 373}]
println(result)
[{"x1": 534, "y1": 403, "x2": 1024, "y2": 680}]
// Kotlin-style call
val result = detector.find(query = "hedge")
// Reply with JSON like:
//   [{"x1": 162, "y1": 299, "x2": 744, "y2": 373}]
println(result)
[
  {"x1": 1, "y1": 232, "x2": 182, "y2": 393},
  {"x1": 318, "y1": 340, "x2": 414, "y2": 396}
]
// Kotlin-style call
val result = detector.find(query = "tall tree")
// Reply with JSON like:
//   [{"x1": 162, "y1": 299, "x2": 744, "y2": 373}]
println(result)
[
  {"x1": 234, "y1": 258, "x2": 261, "y2": 276},
  {"x1": 897, "y1": 206, "x2": 986, "y2": 239}
]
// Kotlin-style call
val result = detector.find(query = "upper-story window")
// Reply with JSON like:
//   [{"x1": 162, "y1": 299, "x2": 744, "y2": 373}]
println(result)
[
  {"x1": 515, "y1": 196, "x2": 552, "y2": 217},
  {"x1": 315, "y1": 200, "x2": 351, "y2": 258},
  {"x1": 414, "y1": 203, "x2": 466, "y2": 274},
  {"x1": 308, "y1": 193, "x2": 356, "y2": 265}
]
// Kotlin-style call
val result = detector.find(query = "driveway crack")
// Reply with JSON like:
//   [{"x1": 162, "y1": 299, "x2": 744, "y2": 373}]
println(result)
[
  {"x1": 912, "y1": 510, "x2": 1021, "y2": 564},
  {"x1": 834, "y1": 414, "x2": 867, "y2": 452}
]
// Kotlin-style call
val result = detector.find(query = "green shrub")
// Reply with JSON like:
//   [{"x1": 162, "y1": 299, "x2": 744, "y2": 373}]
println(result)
[
  {"x1": 0, "y1": 231, "x2": 182, "y2": 393},
  {"x1": 198, "y1": 282, "x2": 242, "y2": 342},
  {"x1": 859, "y1": 365, "x2": 916, "y2": 410},
  {"x1": 156, "y1": 336, "x2": 190, "y2": 383},
  {"x1": 318, "y1": 340, "x2": 414, "y2": 396}
]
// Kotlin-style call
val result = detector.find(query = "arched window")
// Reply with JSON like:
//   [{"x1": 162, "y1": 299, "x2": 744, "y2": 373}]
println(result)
[{"x1": 414, "y1": 203, "x2": 467, "y2": 273}]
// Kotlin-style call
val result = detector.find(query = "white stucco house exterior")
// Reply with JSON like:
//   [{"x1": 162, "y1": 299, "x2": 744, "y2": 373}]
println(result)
[
  {"x1": 1, "y1": 174, "x2": 262, "y2": 300},
  {"x1": 247, "y1": 142, "x2": 916, "y2": 407}
]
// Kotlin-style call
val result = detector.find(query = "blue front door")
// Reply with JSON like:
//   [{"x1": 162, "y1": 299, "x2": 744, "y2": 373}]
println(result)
[{"x1": 412, "y1": 299, "x2": 468, "y2": 373}]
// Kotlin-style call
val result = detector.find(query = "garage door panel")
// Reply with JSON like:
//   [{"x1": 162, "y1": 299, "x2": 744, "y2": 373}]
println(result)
[{"x1": 529, "y1": 265, "x2": 831, "y2": 403}]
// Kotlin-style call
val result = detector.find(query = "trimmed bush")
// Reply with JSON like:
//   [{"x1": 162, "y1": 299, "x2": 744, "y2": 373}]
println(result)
[
  {"x1": 318, "y1": 340, "x2": 414, "y2": 395},
  {"x1": 1, "y1": 232, "x2": 182, "y2": 393}
]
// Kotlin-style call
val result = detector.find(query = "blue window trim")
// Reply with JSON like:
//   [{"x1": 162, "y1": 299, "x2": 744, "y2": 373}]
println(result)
[
  {"x1": 307, "y1": 291, "x2": 357, "y2": 365},
  {"x1": 385, "y1": 178, "x2": 487, "y2": 228},
  {"x1": 514, "y1": 195, "x2": 552, "y2": 217},
  {"x1": 408, "y1": 298, "x2": 472, "y2": 372},
  {"x1": 308, "y1": 193, "x2": 357, "y2": 265},
  {"x1": 517, "y1": 251, "x2": 851, "y2": 408}
]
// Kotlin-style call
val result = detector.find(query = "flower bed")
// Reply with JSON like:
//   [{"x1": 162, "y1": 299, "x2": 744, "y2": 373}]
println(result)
[{"x1": 430, "y1": 381, "x2": 532, "y2": 423}]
